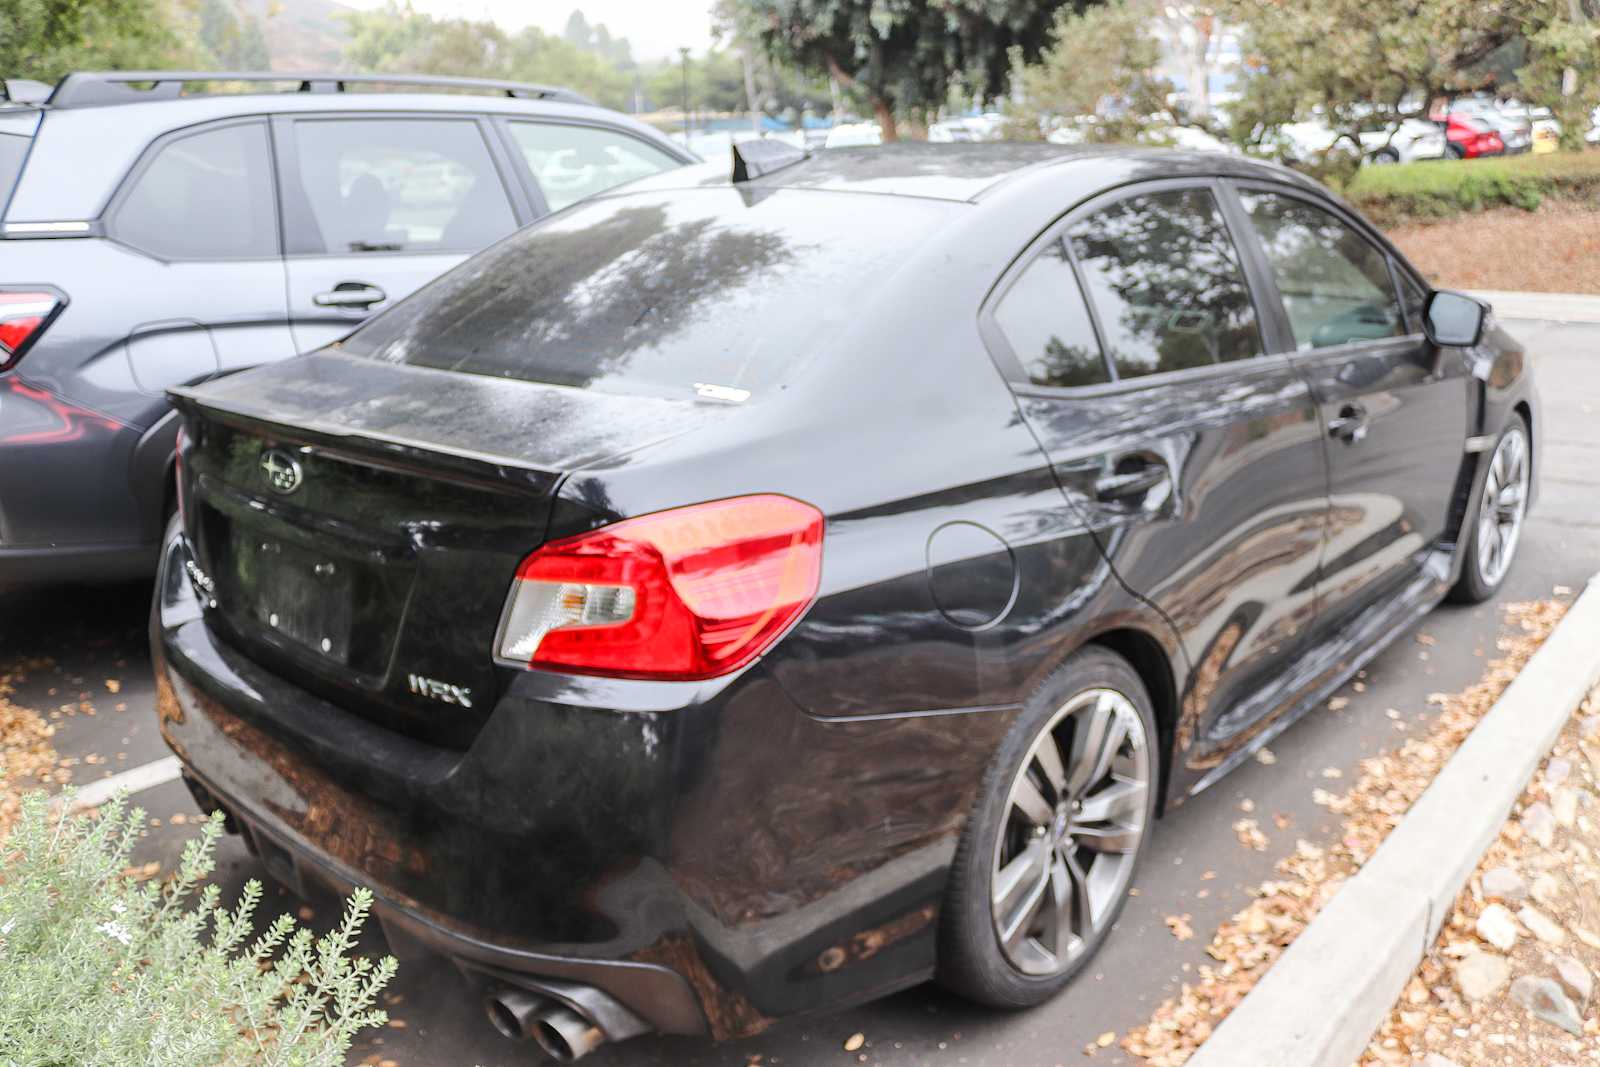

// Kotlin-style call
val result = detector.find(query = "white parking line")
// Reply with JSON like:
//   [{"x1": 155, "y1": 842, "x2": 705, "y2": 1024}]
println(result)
[{"x1": 57, "y1": 755, "x2": 184, "y2": 815}]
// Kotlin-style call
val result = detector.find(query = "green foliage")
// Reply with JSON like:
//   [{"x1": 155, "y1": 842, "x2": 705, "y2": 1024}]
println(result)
[
  {"x1": 1222, "y1": 0, "x2": 1599, "y2": 156},
  {"x1": 0, "y1": 792, "x2": 396, "y2": 1067},
  {"x1": 1345, "y1": 150, "x2": 1600, "y2": 224},
  {"x1": 0, "y1": 0, "x2": 185, "y2": 80},
  {"x1": 1515, "y1": 15, "x2": 1600, "y2": 150},
  {"x1": 731, "y1": 0, "x2": 1079, "y2": 138},
  {"x1": 340, "y1": 3, "x2": 636, "y2": 111},
  {"x1": 1005, "y1": 0, "x2": 1173, "y2": 142}
]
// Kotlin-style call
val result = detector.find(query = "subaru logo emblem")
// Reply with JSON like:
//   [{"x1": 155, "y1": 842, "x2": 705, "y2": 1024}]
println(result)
[{"x1": 259, "y1": 449, "x2": 303, "y2": 495}]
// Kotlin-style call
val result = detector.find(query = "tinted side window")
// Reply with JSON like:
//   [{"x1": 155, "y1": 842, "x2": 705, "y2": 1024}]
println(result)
[
  {"x1": 1068, "y1": 188, "x2": 1261, "y2": 380},
  {"x1": 509, "y1": 123, "x2": 681, "y2": 213},
  {"x1": 292, "y1": 119, "x2": 515, "y2": 254},
  {"x1": 993, "y1": 239, "x2": 1109, "y2": 388},
  {"x1": 1238, "y1": 190, "x2": 1404, "y2": 350},
  {"x1": 114, "y1": 123, "x2": 277, "y2": 259},
  {"x1": 1395, "y1": 265, "x2": 1428, "y2": 334}
]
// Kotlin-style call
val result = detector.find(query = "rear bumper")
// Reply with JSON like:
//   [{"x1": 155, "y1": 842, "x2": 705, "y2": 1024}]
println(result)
[{"x1": 152, "y1": 529, "x2": 977, "y2": 1040}]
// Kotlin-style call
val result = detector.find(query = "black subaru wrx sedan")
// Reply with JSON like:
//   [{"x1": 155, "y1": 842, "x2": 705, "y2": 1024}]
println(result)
[{"x1": 152, "y1": 143, "x2": 1537, "y2": 1058}]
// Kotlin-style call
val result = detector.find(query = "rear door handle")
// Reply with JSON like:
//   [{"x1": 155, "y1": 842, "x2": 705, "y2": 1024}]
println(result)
[
  {"x1": 312, "y1": 283, "x2": 387, "y2": 310},
  {"x1": 1327, "y1": 403, "x2": 1369, "y2": 444},
  {"x1": 1095, "y1": 462, "x2": 1169, "y2": 502}
]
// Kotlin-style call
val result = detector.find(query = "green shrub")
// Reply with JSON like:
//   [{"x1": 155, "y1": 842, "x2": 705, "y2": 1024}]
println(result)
[
  {"x1": 1347, "y1": 150, "x2": 1600, "y2": 225},
  {"x1": 0, "y1": 792, "x2": 397, "y2": 1066}
]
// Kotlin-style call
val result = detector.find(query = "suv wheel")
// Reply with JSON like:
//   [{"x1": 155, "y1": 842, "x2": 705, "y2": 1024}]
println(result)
[{"x1": 939, "y1": 646, "x2": 1158, "y2": 1008}]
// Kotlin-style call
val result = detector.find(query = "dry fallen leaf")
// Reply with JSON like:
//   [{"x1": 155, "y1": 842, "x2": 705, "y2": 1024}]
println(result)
[
  {"x1": 843, "y1": 1032, "x2": 865, "y2": 1052},
  {"x1": 103, "y1": 679, "x2": 121, "y2": 694},
  {"x1": 1232, "y1": 818, "x2": 1268, "y2": 851},
  {"x1": 1123, "y1": 600, "x2": 1568, "y2": 1067},
  {"x1": 1166, "y1": 915, "x2": 1195, "y2": 941}
]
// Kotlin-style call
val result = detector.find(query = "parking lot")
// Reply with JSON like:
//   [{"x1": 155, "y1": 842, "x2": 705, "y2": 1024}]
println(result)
[{"x1": 3, "y1": 314, "x2": 1596, "y2": 1066}]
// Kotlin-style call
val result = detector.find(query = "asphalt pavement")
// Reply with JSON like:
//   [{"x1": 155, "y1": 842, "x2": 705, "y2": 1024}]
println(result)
[{"x1": 3, "y1": 316, "x2": 1596, "y2": 1067}]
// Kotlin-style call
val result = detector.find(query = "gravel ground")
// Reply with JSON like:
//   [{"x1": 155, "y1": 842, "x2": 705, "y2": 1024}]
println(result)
[
  {"x1": 1388, "y1": 205, "x2": 1600, "y2": 295},
  {"x1": 1362, "y1": 681, "x2": 1600, "y2": 1066}
]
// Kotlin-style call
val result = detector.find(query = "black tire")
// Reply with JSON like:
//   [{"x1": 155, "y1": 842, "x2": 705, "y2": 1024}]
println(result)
[
  {"x1": 1371, "y1": 148, "x2": 1400, "y2": 165},
  {"x1": 1446, "y1": 143, "x2": 1466, "y2": 160},
  {"x1": 1449, "y1": 413, "x2": 1531, "y2": 604},
  {"x1": 938, "y1": 645, "x2": 1160, "y2": 1009}
]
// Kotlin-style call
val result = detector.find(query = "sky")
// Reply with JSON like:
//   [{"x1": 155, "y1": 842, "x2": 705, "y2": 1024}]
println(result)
[{"x1": 341, "y1": 1, "x2": 721, "y2": 61}]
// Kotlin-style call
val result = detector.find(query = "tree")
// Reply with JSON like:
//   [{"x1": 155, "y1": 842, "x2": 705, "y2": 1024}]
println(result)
[
  {"x1": 1221, "y1": 0, "x2": 1598, "y2": 156},
  {"x1": 1008, "y1": 0, "x2": 1175, "y2": 142},
  {"x1": 729, "y1": 0, "x2": 1080, "y2": 141},
  {"x1": 0, "y1": 0, "x2": 186, "y2": 80},
  {"x1": 340, "y1": 3, "x2": 634, "y2": 111}
]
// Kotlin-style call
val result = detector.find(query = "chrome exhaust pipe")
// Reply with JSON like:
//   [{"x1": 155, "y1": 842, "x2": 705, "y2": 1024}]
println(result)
[
  {"x1": 484, "y1": 988, "x2": 609, "y2": 1060},
  {"x1": 484, "y1": 987, "x2": 548, "y2": 1041},
  {"x1": 530, "y1": 1004, "x2": 606, "y2": 1061}
]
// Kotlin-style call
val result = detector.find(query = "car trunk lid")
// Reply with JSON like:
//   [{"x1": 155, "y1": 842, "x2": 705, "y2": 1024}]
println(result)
[{"x1": 171, "y1": 350, "x2": 726, "y2": 746}]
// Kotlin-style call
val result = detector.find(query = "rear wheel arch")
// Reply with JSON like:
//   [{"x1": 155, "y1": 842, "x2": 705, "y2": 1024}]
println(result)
[{"x1": 1086, "y1": 627, "x2": 1178, "y2": 812}]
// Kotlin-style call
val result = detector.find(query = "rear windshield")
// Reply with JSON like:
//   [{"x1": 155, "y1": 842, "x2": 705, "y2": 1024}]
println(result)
[{"x1": 337, "y1": 188, "x2": 953, "y2": 400}]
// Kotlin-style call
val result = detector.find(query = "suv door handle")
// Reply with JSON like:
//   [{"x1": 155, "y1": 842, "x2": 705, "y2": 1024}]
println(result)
[
  {"x1": 312, "y1": 283, "x2": 387, "y2": 310},
  {"x1": 1327, "y1": 403, "x2": 1370, "y2": 444},
  {"x1": 1095, "y1": 461, "x2": 1169, "y2": 502}
]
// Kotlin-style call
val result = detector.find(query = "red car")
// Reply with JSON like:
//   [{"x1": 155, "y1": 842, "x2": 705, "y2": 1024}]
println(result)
[{"x1": 1443, "y1": 113, "x2": 1505, "y2": 158}]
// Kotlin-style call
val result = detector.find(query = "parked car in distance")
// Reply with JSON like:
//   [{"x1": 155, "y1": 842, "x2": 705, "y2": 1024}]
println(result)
[
  {"x1": 154, "y1": 141, "x2": 1538, "y2": 1059},
  {"x1": 1360, "y1": 117, "x2": 1448, "y2": 164},
  {"x1": 1444, "y1": 97, "x2": 1532, "y2": 154},
  {"x1": 1441, "y1": 113, "x2": 1506, "y2": 158},
  {"x1": 1278, "y1": 115, "x2": 1445, "y2": 166},
  {"x1": 0, "y1": 71, "x2": 693, "y2": 590}
]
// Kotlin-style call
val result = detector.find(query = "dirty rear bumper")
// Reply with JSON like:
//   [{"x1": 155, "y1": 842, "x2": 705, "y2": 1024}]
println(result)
[{"x1": 151, "y1": 528, "x2": 987, "y2": 1041}]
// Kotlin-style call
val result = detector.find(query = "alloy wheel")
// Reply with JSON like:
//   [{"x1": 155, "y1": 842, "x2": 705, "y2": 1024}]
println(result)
[
  {"x1": 990, "y1": 688, "x2": 1151, "y2": 976},
  {"x1": 1475, "y1": 425, "x2": 1529, "y2": 589}
]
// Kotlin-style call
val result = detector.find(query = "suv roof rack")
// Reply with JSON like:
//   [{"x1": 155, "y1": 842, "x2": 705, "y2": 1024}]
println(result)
[{"x1": 47, "y1": 71, "x2": 594, "y2": 109}]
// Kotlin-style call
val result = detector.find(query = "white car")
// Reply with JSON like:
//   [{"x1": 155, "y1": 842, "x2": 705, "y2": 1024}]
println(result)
[
  {"x1": 1281, "y1": 116, "x2": 1445, "y2": 165},
  {"x1": 824, "y1": 122, "x2": 882, "y2": 148}
]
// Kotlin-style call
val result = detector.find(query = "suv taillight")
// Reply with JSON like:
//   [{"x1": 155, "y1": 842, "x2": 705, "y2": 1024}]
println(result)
[
  {"x1": 0, "y1": 289, "x2": 65, "y2": 372},
  {"x1": 498, "y1": 495, "x2": 825, "y2": 681}
]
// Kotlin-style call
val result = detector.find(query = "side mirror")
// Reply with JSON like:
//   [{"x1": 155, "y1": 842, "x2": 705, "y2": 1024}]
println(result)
[{"x1": 1424, "y1": 290, "x2": 1486, "y2": 348}]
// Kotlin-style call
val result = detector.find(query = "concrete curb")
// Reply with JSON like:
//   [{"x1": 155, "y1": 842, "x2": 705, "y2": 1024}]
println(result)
[
  {"x1": 1187, "y1": 574, "x2": 1600, "y2": 1067},
  {"x1": 1469, "y1": 290, "x2": 1600, "y2": 324}
]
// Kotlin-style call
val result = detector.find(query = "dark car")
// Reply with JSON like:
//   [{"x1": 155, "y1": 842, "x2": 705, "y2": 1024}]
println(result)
[
  {"x1": 0, "y1": 71, "x2": 692, "y2": 590},
  {"x1": 152, "y1": 143, "x2": 1537, "y2": 1059}
]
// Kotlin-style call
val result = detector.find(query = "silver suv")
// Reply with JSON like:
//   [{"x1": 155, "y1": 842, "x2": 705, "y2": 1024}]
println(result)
[{"x1": 0, "y1": 71, "x2": 692, "y2": 588}]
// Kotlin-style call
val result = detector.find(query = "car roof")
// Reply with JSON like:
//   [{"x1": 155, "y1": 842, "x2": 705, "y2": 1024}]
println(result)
[
  {"x1": 4, "y1": 92, "x2": 691, "y2": 224},
  {"x1": 619, "y1": 141, "x2": 1322, "y2": 205}
]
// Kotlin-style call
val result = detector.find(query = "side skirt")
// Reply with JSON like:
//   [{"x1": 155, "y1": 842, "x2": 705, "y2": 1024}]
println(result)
[{"x1": 1187, "y1": 553, "x2": 1452, "y2": 797}]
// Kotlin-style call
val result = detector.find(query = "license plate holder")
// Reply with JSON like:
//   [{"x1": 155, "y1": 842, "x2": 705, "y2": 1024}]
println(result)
[{"x1": 239, "y1": 535, "x2": 353, "y2": 663}]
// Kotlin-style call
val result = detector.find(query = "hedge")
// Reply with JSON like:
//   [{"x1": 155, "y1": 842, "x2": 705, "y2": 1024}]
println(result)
[{"x1": 1345, "y1": 149, "x2": 1600, "y2": 226}]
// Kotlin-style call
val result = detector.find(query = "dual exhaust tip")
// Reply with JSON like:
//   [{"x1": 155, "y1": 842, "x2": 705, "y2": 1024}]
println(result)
[{"x1": 485, "y1": 987, "x2": 607, "y2": 1061}]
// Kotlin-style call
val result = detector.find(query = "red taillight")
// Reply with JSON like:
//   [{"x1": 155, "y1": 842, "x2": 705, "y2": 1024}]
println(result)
[
  {"x1": 498, "y1": 495, "x2": 825, "y2": 681},
  {"x1": 0, "y1": 290, "x2": 65, "y2": 372}
]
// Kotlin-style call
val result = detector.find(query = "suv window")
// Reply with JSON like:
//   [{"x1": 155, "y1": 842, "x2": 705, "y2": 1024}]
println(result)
[
  {"x1": 993, "y1": 239, "x2": 1109, "y2": 388},
  {"x1": 1068, "y1": 187, "x2": 1261, "y2": 379},
  {"x1": 508, "y1": 122, "x2": 681, "y2": 213},
  {"x1": 113, "y1": 122, "x2": 277, "y2": 259},
  {"x1": 1238, "y1": 190, "x2": 1404, "y2": 350},
  {"x1": 0, "y1": 133, "x2": 29, "y2": 213},
  {"x1": 292, "y1": 118, "x2": 515, "y2": 254}
]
